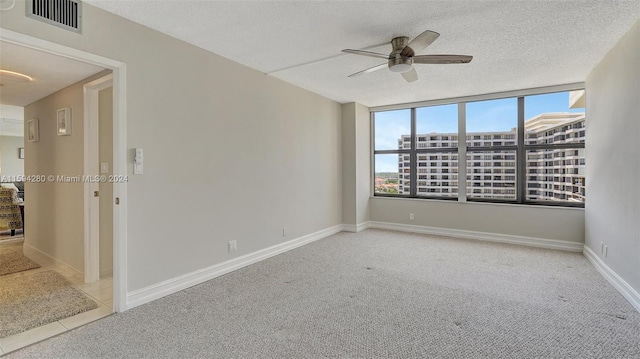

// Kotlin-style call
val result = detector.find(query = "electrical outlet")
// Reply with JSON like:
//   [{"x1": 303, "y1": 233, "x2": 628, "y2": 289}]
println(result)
[
  {"x1": 282, "y1": 227, "x2": 287, "y2": 237},
  {"x1": 604, "y1": 245, "x2": 608, "y2": 258},
  {"x1": 409, "y1": 213, "x2": 414, "y2": 220},
  {"x1": 228, "y1": 240, "x2": 237, "y2": 252},
  {"x1": 601, "y1": 242, "x2": 604, "y2": 253}
]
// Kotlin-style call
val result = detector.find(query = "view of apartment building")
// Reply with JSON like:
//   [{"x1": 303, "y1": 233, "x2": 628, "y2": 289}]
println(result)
[{"x1": 394, "y1": 112, "x2": 585, "y2": 202}]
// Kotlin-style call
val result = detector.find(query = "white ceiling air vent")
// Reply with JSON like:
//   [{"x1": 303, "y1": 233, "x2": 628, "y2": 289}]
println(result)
[{"x1": 26, "y1": 0, "x2": 82, "y2": 33}]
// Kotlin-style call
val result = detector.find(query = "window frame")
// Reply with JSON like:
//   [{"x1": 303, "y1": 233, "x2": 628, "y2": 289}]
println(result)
[{"x1": 371, "y1": 84, "x2": 585, "y2": 208}]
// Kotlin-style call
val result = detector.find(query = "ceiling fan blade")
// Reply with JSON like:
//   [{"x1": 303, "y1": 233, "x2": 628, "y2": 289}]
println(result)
[
  {"x1": 348, "y1": 63, "x2": 387, "y2": 78},
  {"x1": 342, "y1": 49, "x2": 390, "y2": 59},
  {"x1": 400, "y1": 30, "x2": 440, "y2": 57},
  {"x1": 412, "y1": 55, "x2": 473, "y2": 64},
  {"x1": 401, "y1": 67, "x2": 418, "y2": 83}
]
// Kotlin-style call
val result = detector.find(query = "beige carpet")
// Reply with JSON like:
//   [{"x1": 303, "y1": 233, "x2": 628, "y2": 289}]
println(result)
[
  {"x1": 0, "y1": 251, "x2": 41, "y2": 276},
  {"x1": 0, "y1": 270, "x2": 98, "y2": 338},
  {"x1": 6, "y1": 230, "x2": 640, "y2": 358}
]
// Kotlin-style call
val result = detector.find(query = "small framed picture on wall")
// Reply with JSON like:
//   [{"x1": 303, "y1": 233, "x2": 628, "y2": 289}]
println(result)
[
  {"x1": 27, "y1": 119, "x2": 39, "y2": 142},
  {"x1": 57, "y1": 107, "x2": 72, "y2": 136}
]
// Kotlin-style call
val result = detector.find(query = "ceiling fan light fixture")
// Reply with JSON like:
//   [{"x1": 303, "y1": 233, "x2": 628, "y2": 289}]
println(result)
[
  {"x1": 388, "y1": 57, "x2": 413, "y2": 73},
  {"x1": 389, "y1": 63, "x2": 412, "y2": 73}
]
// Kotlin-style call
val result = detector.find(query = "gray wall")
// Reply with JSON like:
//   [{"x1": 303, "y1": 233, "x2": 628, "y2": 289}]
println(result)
[
  {"x1": 0, "y1": 135, "x2": 24, "y2": 177},
  {"x1": 371, "y1": 198, "x2": 585, "y2": 243},
  {"x1": 342, "y1": 102, "x2": 370, "y2": 227},
  {"x1": 23, "y1": 72, "x2": 109, "y2": 272},
  {"x1": 585, "y1": 19, "x2": 640, "y2": 293},
  {"x1": 1, "y1": 1, "x2": 342, "y2": 292}
]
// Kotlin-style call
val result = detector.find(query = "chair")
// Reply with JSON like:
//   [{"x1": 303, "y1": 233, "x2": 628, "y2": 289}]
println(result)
[{"x1": 0, "y1": 188, "x2": 23, "y2": 236}]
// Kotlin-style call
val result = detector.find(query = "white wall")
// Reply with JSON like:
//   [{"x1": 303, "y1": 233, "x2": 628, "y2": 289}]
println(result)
[
  {"x1": 585, "y1": 19, "x2": 640, "y2": 293},
  {"x1": 371, "y1": 198, "x2": 584, "y2": 244},
  {"x1": 342, "y1": 102, "x2": 370, "y2": 228},
  {"x1": 1, "y1": 1, "x2": 342, "y2": 293},
  {"x1": 354, "y1": 104, "x2": 371, "y2": 225},
  {"x1": 0, "y1": 135, "x2": 24, "y2": 177},
  {"x1": 341, "y1": 105, "x2": 356, "y2": 226}
]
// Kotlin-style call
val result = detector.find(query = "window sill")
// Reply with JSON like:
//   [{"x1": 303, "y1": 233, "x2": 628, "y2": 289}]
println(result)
[{"x1": 370, "y1": 195, "x2": 585, "y2": 210}]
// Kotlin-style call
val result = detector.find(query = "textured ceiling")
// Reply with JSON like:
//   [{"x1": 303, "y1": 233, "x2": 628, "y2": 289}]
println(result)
[
  {"x1": 0, "y1": 41, "x2": 105, "y2": 107},
  {"x1": 89, "y1": 1, "x2": 640, "y2": 107}
]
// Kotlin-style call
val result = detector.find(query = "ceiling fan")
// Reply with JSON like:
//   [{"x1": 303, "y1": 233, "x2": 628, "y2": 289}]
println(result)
[{"x1": 342, "y1": 30, "x2": 473, "y2": 83}]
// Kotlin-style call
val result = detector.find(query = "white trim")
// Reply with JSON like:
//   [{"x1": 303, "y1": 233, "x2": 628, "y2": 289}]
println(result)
[
  {"x1": 342, "y1": 222, "x2": 372, "y2": 233},
  {"x1": 583, "y1": 246, "x2": 640, "y2": 313},
  {"x1": 368, "y1": 221, "x2": 584, "y2": 252},
  {"x1": 0, "y1": 30, "x2": 123, "y2": 69},
  {"x1": 342, "y1": 224, "x2": 358, "y2": 233},
  {"x1": 83, "y1": 74, "x2": 113, "y2": 284},
  {"x1": 126, "y1": 225, "x2": 344, "y2": 310},
  {"x1": 370, "y1": 82, "x2": 585, "y2": 112},
  {"x1": 23, "y1": 243, "x2": 83, "y2": 276},
  {"x1": 1, "y1": 29, "x2": 128, "y2": 313},
  {"x1": 112, "y1": 65, "x2": 128, "y2": 313}
]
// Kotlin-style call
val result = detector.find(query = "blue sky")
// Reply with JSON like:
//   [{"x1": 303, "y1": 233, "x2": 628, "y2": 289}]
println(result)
[{"x1": 374, "y1": 91, "x2": 585, "y2": 172}]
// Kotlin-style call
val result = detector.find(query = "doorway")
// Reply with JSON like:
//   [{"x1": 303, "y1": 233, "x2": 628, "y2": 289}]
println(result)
[{"x1": 0, "y1": 30, "x2": 127, "y2": 353}]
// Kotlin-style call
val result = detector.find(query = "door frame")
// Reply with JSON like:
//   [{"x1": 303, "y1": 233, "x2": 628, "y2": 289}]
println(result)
[
  {"x1": 0, "y1": 29, "x2": 129, "y2": 312},
  {"x1": 83, "y1": 74, "x2": 113, "y2": 284}
]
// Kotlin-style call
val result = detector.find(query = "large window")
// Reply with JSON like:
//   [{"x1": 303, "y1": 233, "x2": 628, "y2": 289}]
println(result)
[
  {"x1": 415, "y1": 104, "x2": 458, "y2": 198},
  {"x1": 372, "y1": 89, "x2": 585, "y2": 207},
  {"x1": 373, "y1": 109, "x2": 410, "y2": 195},
  {"x1": 524, "y1": 92, "x2": 585, "y2": 203},
  {"x1": 466, "y1": 98, "x2": 518, "y2": 200}
]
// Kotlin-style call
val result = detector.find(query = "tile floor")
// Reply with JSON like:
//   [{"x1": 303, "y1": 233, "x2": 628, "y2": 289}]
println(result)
[
  {"x1": 0, "y1": 229, "x2": 24, "y2": 241},
  {"x1": 0, "y1": 240, "x2": 113, "y2": 355}
]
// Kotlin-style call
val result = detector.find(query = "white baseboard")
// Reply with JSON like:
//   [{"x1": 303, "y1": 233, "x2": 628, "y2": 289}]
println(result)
[
  {"x1": 367, "y1": 221, "x2": 584, "y2": 252},
  {"x1": 23, "y1": 243, "x2": 83, "y2": 276},
  {"x1": 126, "y1": 224, "x2": 344, "y2": 310},
  {"x1": 342, "y1": 221, "x2": 372, "y2": 233},
  {"x1": 583, "y1": 246, "x2": 640, "y2": 313}
]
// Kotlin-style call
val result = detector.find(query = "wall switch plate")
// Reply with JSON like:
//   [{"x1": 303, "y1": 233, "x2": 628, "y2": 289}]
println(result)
[
  {"x1": 228, "y1": 240, "x2": 237, "y2": 252},
  {"x1": 134, "y1": 148, "x2": 143, "y2": 174},
  {"x1": 409, "y1": 213, "x2": 414, "y2": 220},
  {"x1": 282, "y1": 227, "x2": 287, "y2": 237},
  {"x1": 100, "y1": 162, "x2": 109, "y2": 173}
]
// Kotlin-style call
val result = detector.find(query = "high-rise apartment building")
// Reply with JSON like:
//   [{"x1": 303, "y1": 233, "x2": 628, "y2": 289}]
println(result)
[{"x1": 396, "y1": 112, "x2": 585, "y2": 202}]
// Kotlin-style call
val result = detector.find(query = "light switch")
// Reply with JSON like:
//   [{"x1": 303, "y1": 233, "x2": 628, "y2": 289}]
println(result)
[
  {"x1": 134, "y1": 148, "x2": 144, "y2": 174},
  {"x1": 100, "y1": 162, "x2": 109, "y2": 173}
]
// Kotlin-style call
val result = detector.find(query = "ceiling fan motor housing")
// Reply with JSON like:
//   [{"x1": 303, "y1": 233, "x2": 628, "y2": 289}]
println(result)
[{"x1": 388, "y1": 36, "x2": 413, "y2": 73}]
